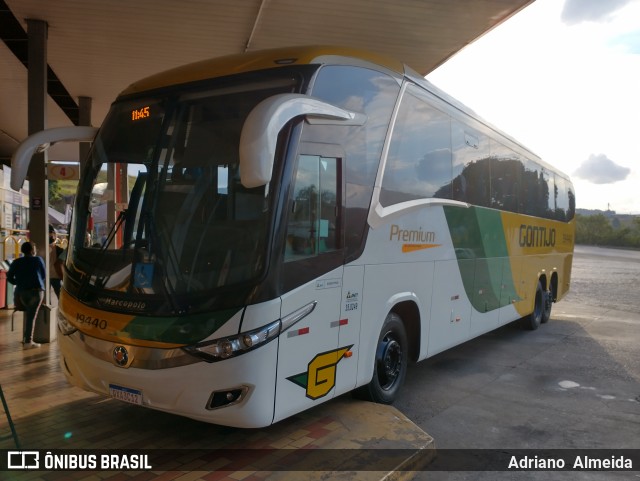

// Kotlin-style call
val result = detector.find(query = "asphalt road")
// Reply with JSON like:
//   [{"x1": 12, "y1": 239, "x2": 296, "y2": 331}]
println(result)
[{"x1": 394, "y1": 245, "x2": 640, "y2": 480}]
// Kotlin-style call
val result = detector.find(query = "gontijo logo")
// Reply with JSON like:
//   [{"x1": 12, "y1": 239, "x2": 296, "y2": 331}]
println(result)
[
  {"x1": 287, "y1": 345, "x2": 353, "y2": 399},
  {"x1": 389, "y1": 224, "x2": 440, "y2": 253},
  {"x1": 519, "y1": 224, "x2": 556, "y2": 248}
]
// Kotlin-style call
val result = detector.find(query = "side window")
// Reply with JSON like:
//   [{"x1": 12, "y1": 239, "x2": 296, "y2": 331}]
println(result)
[
  {"x1": 521, "y1": 159, "x2": 541, "y2": 217},
  {"x1": 554, "y1": 174, "x2": 576, "y2": 222},
  {"x1": 567, "y1": 182, "x2": 576, "y2": 221},
  {"x1": 451, "y1": 121, "x2": 491, "y2": 206},
  {"x1": 380, "y1": 85, "x2": 452, "y2": 206},
  {"x1": 285, "y1": 155, "x2": 340, "y2": 262},
  {"x1": 490, "y1": 140, "x2": 522, "y2": 213},
  {"x1": 542, "y1": 167, "x2": 555, "y2": 218},
  {"x1": 310, "y1": 65, "x2": 400, "y2": 186}
]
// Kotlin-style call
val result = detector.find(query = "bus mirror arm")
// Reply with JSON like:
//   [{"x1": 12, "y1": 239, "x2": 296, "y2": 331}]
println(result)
[
  {"x1": 239, "y1": 94, "x2": 365, "y2": 188},
  {"x1": 10, "y1": 126, "x2": 99, "y2": 191},
  {"x1": 305, "y1": 111, "x2": 367, "y2": 126}
]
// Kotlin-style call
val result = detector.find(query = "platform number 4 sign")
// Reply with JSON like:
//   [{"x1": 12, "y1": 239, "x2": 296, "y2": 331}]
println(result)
[{"x1": 47, "y1": 164, "x2": 79, "y2": 180}]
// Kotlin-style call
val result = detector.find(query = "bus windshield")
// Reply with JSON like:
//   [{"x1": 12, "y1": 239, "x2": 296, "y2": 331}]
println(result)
[{"x1": 67, "y1": 76, "x2": 299, "y2": 314}]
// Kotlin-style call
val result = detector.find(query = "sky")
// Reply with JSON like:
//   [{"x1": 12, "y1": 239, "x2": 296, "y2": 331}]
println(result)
[{"x1": 427, "y1": 0, "x2": 640, "y2": 214}]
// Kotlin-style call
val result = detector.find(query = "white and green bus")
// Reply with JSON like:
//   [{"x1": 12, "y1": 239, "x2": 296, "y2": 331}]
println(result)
[{"x1": 12, "y1": 46, "x2": 575, "y2": 428}]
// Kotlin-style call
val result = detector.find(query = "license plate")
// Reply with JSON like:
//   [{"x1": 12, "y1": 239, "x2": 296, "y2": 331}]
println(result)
[{"x1": 109, "y1": 384, "x2": 143, "y2": 405}]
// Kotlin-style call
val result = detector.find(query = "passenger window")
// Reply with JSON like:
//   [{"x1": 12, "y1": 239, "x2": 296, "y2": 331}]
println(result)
[
  {"x1": 285, "y1": 155, "x2": 340, "y2": 262},
  {"x1": 542, "y1": 167, "x2": 556, "y2": 218},
  {"x1": 451, "y1": 121, "x2": 490, "y2": 205},
  {"x1": 554, "y1": 175, "x2": 570, "y2": 221},
  {"x1": 381, "y1": 85, "x2": 452, "y2": 206},
  {"x1": 490, "y1": 140, "x2": 521, "y2": 213},
  {"x1": 521, "y1": 159, "x2": 542, "y2": 217}
]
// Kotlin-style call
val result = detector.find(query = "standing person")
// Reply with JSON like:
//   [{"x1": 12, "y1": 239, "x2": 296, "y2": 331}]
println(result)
[
  {"x1": 7, "y1": 242, "x2": 46, "y2": 349},
  {"x1": 49, "y1": 225, "x2": 64, "y2": 299}
]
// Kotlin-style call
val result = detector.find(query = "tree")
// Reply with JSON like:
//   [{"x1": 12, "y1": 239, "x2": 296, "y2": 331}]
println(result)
[
  {"x1": 49, "y1": 179, "x2": 62, "y2": 203},
  {"x1": 575, "y1": 213, "x2": 640, "y2": 248},
  {"x1": 575, "y1": 214, "x2": 614, "y2": 245}
]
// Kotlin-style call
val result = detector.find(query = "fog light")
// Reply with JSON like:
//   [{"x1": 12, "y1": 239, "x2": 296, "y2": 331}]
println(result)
[{"x1": 206, "y1": 386, "x2": 249, "y2": 410}]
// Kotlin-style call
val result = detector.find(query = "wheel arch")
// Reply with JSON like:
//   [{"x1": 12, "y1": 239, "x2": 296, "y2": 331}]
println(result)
[
  {"x1": 537, "y1": 269, "x2": 559, "y2": 301},
  {"x1": 550, "y1": 271, "x2": 559, "y2": 301},
  {"x1": 538, "y1": 271, "x2": 548, "y2": 291},
  {"x1": 390, "y1": 300, "x2": 421, "y2": 363},
  {"x1": 356, "y1": 291, "x2": 423, "y2": 389}
]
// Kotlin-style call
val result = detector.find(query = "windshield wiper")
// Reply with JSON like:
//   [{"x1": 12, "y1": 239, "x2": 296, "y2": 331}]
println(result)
[
  {"x1": 142, "y1": 213, "x2": 190, "y2": 314},
  {"x1": 122, "y1": 173, "x2": 147, "y2": 247},
  {"x1": 78, "y1": 208, "x2": 127, "y2": 296}
]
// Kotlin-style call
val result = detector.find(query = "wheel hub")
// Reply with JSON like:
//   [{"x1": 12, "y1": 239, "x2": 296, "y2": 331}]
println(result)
[{"x1": 377, "y1": 336, "x2": 402, "y2": 389}]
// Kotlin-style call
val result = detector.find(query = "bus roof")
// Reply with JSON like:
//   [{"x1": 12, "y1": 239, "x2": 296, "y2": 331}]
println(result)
[
  {"x1": 118, "y1": 45, "x2": 569, "y2": 181},
  {"x1": 120, "y1": 46, "x2": 405, "y2": 96}
]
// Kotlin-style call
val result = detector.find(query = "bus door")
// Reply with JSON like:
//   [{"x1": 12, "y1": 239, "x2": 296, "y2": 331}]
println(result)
[{"x1": 274, "y1": 153, "x2": 347, "y2": 422}]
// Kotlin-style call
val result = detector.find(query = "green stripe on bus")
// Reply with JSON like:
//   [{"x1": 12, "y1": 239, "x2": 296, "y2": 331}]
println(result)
[
  {"x1": 444, "y1": 206, "x2": 520, "y2": 313},
  {"x1": 121, "y1": 308, "x2": 240, "y2": 344}
]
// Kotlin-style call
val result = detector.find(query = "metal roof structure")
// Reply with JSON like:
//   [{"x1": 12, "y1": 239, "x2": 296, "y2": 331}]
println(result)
[{"x1": 0, "y1": 0, "x2": 533, "y2": 166}]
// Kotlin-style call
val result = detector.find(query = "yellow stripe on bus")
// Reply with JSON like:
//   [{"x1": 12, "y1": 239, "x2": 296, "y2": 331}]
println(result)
[
  {"x1": 59, "y1": 292, "x2": 186, "y2": 349},
  {"x1": 121, "y1": 46, "x2": 404, "y2": 95},
  {"x1": 402, "y1": 243, "x2": 441, "y2": 253}
]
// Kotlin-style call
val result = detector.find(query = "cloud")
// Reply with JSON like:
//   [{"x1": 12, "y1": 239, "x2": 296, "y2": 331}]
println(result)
[
  {"x1": 561, "y1": 0, "x2": 631, "y2": 25},
  {"x1": 573, "y1": 154, "x2": 631, "y2": 184}
]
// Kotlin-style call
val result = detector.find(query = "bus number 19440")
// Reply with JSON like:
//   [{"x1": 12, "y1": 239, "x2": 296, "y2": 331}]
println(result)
[{"x1": 76, "y1": 313, "x2": 108, "y2": 330}]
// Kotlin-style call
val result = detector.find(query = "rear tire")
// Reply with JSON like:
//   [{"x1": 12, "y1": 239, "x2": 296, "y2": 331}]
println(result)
[
  {"x1": 541, "y1": 288, "x2": 552, "y2": 324},
  {"x1": 355, "y1": 312, "x2": 407, "y2": 404},
  {"x1": 522, "y1": 281, "x2": 544, "y2": 330}
]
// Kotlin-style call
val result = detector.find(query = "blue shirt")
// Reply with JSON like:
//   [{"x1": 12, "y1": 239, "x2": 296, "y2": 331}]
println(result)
[{"x1": 7, "y1": 255, "x2": 46, "y2": 292}]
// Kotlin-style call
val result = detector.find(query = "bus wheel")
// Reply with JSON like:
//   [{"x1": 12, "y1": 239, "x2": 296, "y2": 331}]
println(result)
[
  {"x1": 522, "y1": 281, "x2": 544, "y2": 330},
  {"x1": 356, "y1": 312, "x2": 407, "y2": 404},
  {"x1": 541, "y1": 289, "x2": 552, "y2": 324}
]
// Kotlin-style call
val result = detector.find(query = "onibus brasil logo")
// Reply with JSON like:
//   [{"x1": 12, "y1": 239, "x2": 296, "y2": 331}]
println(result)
[{"x1": 287, "y1": 345, "x2": 353, "y2": 400}]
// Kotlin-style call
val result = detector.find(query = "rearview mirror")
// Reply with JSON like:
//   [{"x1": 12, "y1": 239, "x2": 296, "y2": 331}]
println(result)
[
  {"x1": 239, "y1": 93, "x2": 365, "y2": 188},
  {"x1": 10, "y1": 126, "x2": 98, "y2": 191}
]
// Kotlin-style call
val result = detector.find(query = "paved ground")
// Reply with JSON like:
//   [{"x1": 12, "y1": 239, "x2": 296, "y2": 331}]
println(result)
[
  {"x1": 395, "y1": 245, "x2": 640, "y2": 479},
  {"x1": 397, "y1": 301, "x2": 640, "y2": 449}
]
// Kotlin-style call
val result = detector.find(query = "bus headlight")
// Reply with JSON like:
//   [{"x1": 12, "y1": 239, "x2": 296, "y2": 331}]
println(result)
[
  {"x1": 183, "y1": 319, "x2": 281, "y2": 362},
  {"x1": 57, "y1": 309, "x2": 78, "y2": 336}
]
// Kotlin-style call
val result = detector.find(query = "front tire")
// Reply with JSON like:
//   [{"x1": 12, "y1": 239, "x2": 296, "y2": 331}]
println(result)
[{"x1": 355, "y1": 312, "x2": 408, "y2": 404}]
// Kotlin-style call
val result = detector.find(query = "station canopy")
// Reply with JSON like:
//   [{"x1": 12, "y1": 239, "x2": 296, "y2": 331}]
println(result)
[{"x1": 0, "y1": 0, "x2": 533, "y2": 166}]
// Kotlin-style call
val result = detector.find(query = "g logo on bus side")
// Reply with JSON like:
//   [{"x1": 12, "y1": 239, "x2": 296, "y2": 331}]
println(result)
[{"x1": 287, "y1": 345, "x2": 353, "y2": 400}]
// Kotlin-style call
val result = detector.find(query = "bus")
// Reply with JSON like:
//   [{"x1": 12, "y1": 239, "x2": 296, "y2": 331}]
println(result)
[{"x1": 11, "y1": 46, "x2": 575, "y2": 428}]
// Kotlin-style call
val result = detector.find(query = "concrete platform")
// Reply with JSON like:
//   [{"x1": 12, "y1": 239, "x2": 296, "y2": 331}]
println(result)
[{"x1": 0, "y1": 308, "x2": 434, "y2": 480}]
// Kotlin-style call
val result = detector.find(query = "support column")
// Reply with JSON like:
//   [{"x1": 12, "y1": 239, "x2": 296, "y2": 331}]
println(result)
[
  {"x1": 27, "y1": 19, "x2": 56, "y2": 344},
  {"x1": 27, "y1": 19, "x2": 49, "y2": 304},
  {"x1": 78, "y1": 96, "x2": 92, "y2": 170}
]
